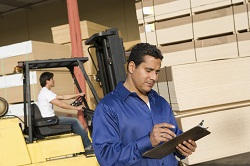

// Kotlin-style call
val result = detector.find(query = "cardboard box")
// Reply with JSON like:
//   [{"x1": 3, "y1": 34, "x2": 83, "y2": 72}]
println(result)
[
  {"x1": 233, "y1": 4, "x2": 249, "y2": 31},
  {"x1": 248, "y1": 3, "x2": 250, "y2": 29},
  {"x1": 139, "y1": 25, "x2": 147, "y2": 43},
  {"x1": 154, "y1": 0, "x2": 191, "y2": 20},
  {"x1": 0, "y1": 71, "x2": 75, "y2": 104},
  {"x1": 160, "y1": 41, "x2": 196, "y2": 67},
  {"x1": 195, "y1": 34, "x2": 238, "y2": 62},
  {"x1": 123, "y1": 40, "x2": 140, "y2": 51},
  {"x1": 156, "y1": 67, "x2": 178, "y2": 107},
  {"x1": 238, "y1": 32, "x2": 250, "y2": 57},
  {"x1": 0, "y1": 41, "x2": 71, "y2": 75},
  {"x1": 82, "y1": 43, "x2": 98, "y2": 75},
  {"x1": 191, "y1": 0, "x2": 231, "y2": 13},
  {"x1": 156, "y1": 16, "x2": 193, "y2": 44},
  {"x1": 85, "y1": 75, "x2": 104, "y2": 110},
  {"x1": 6, "y1": 103, "x2": 25, "y2": 117},
  {"x1": 65, "y1": 42, "x2": 98, "y2": 75},
  {"x1": 174, "y1": 100, "x2": 250, "y2": 117},
  {"x1": 166, "y1": 67, "x2": 178, "y2": 107},
  {"x1": 51, "y1": 20, "x2": 109, "y2": 44},
  {"x1": 193, "y1": 7, "x2": 234, "y2": 39},
  {"x1": 139, "y1": 24, "x2": 158, "y2": 45},
  {"x1": 54, "y1": 21, "x2": 111, "y2": 75},
  {"x1": 177, "y1": 105, "x2": 250, "y2": 165},
  {"x1": 232, "y1": 0, "x2": 246, "y2": 4},
  {"x1": 168, "y1": 57, "x2": 250, "y2": 111},
  {"x1": 157, "y1": 67, "x2": 170, "y2": 103},
  {"x1": 152, "y1": 82, "x2": 159, "y2": 93},
  {"x1": 142, "y1": 0, "x2": 155, "y2": 23}
]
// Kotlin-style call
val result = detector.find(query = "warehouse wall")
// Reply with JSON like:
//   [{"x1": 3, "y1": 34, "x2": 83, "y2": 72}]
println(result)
[{"x1": 0, "y1": 0, "x2": 139, "y2": 46}]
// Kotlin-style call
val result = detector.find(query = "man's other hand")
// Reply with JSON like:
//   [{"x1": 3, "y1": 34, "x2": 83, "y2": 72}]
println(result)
[
  {"x1": 79, "y1": 92, "x2": 85, "y2": 96},
  {"x1": 176, "y1": 140, "x2": 197, "y2": 157},
  {"x1": 150, "y1": 123, "x2": 176, "y2": 147}
]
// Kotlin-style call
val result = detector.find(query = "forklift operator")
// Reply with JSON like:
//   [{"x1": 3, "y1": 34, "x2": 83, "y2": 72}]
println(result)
[
  {"x1": 37, "y1": 72, "x2": 92, "y2": 151},
  {"x1": 93, "y1": 43, "x2": 197, "y2": 166}
]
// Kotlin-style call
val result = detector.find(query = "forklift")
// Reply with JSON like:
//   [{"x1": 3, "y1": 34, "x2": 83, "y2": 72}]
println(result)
[{"x1": 0, "y1": 28, "x2": 126, "y2": 165}]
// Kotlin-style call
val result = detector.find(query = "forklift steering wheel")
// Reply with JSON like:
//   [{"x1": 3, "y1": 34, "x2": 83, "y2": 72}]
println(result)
[
  {"x1": 71, "y1": 96, "x2": 84, "y2": 107},
  {"x1": 71, "y1": 95, "x2": 94, "y2": 136}
]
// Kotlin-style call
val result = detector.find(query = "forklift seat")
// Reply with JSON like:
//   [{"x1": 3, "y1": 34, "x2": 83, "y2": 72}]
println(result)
[{"x1": 31, "y1": 103, "x2": 72, "y2": 138}]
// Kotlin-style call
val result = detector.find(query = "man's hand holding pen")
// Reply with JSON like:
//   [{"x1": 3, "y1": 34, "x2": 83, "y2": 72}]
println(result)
[{"x1": 150, "y1": 123, "x2": 197, "y2": 157}]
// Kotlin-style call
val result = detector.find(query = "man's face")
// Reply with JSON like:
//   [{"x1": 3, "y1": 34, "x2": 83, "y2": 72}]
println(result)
[
  {"x1": 46, "y1": 78, "x2": 55, "y2": 87},
  {"x1": 129, "y1": 55, "x2": 161, "y2": 95}
]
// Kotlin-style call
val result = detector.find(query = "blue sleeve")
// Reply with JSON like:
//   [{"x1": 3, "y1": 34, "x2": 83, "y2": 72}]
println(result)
[{"x1": 93, "y1": 103, "x2": 152, "y2": 166}]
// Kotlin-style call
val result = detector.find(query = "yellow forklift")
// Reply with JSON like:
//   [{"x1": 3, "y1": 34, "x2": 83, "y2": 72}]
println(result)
[
  {"x1": 0, "y1": 28, "x2": 126, "y2": 166},
  {"x1": 0, "y1": 58, "x2": 99, "y2": 166}
]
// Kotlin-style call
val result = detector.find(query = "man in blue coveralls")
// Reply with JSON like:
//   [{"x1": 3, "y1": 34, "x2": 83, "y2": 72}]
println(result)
[{"x1": 93, "y1": 43, "x2": 197, "y2": 166}]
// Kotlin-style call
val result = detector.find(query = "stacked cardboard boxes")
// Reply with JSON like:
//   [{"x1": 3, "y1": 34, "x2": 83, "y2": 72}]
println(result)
[
  {"x1": 135, "y1": 0, "x2": 250, "y2": 65},
  {"x1": 0, "y1": 41, "x2": 75, "y2": 117},
  {"x1": 135, "y1": 0, "x2": 250, "y2": 164},
  {"x1": 51, "y1": 20, "x2": 107, "y2": 110},
  {"x1": 176, "y1": 105, "x2": 250, "y2": 164}
]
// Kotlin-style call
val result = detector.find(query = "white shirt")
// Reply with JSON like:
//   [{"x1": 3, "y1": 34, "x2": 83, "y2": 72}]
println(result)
[
  {"x1": 37, "y1": 87, "x2": 57, "y2": 118},
  {"x1": 147, "y1": 102, "x2": 151, "y2": 110}
]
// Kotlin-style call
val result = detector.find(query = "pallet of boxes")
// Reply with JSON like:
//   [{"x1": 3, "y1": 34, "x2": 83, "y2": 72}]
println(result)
[
  {"x1": 135, "y1": 0, "x2": 250, "y2": 165},
  {"x1": 51, "y1": 20, "x2": 108, "y2": 111},
  {"x1": 0, "y1": 41, "x2": 77, "y2": 119}
]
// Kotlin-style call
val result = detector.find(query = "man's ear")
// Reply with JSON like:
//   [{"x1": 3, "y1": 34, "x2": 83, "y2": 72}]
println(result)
[
  {"x1": 45, "y1": 79, "x2": 50, "y2": 85},
  {"x1": 127, "y1": 61, "x2": 136, "y2": 74}
]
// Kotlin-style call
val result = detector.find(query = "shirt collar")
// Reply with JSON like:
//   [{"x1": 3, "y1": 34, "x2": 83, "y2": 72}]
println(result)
[
  {"x1": 116, "y1": 82, "x2": 131, "y2": 101},
  {"x1": 116, "y1": 81, "x2": 156, "y2": 102}
]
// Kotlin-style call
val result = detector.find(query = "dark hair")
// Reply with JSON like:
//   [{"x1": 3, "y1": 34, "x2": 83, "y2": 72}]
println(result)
[
  {"x1": 128, "y1": 43, "x2": 163, "y2": 67},
  {"x1": 39, "y1": 72, "x2": 54, "y2": 87}
]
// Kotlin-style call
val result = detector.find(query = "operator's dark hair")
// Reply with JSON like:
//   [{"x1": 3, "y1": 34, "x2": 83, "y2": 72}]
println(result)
[
  {"x1": 39, "y1": 72, "x2": 54, "y2": 87},
  {"x1": 127, "y1": 43, "x2": 163, "y2": 67}
]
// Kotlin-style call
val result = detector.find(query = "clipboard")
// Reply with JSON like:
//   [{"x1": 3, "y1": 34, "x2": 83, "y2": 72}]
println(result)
[{"x1": 143, "y1": 121, "x2": 211, "y2": 159}]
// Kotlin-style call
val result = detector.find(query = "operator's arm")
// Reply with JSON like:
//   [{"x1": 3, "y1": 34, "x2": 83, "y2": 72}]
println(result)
[
  {"x1": 56, "y1": 92, "x2": 84, "y2": 100},
  {"x1": 93, "y1": 103, "x2": 152, "y2": 166},
  {"x1": 50, "y1": 98, "x2": 83, "y2": 110}
]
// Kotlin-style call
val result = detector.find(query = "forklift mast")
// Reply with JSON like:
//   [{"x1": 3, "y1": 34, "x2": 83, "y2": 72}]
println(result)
[{"x1": 85, "y1": 28, "x2": 126, "y2": 95}]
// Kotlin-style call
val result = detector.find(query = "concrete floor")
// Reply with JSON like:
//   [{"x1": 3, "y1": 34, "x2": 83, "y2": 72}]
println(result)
[{"x1": 192, "y1": 152, "x2": 250, "y2": 166}]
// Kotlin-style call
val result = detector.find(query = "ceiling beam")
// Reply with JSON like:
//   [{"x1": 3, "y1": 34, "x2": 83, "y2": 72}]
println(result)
[{"x1": 0, "y1": 0, "x2": 27, "y2": 7}]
